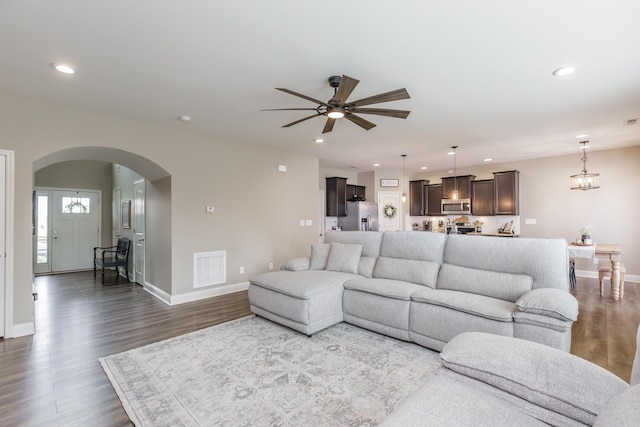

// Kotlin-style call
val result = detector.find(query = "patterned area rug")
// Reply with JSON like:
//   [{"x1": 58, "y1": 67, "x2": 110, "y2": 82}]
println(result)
[{"x1": 100, "y1": 315, "x2": 440, "y2": 426}]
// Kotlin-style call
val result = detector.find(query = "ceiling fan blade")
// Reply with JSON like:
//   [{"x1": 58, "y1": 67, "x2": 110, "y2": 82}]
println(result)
[
  {"x1": 282, "y1": 113, "x2": 322, "y2": 128},
  {"x1": 344, "y1": 113, "x2": 376, "y2": 131},
  {"x1": 322, "y1": 118, "x2": 336, "y2": 134},
  {"x1": 349, "y1": 88, "x2": 410, "y2": 107},
  {"x1": 333, "y1": 75, "x2": 359, "y2": 104},
  {"x1": 261, "y1": 108, "x2": 319, "y2": 111},
  {"x1": 276, "y1": 88, "x2": 329, "y2": 106},
  {"x1": 350, "y1": 108, "x2": 411, "y2": 119}
]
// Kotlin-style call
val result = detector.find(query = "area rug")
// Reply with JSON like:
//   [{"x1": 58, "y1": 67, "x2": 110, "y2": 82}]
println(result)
[{"x1": 99, "y1": 315, "x2": 441, "y2": 426}]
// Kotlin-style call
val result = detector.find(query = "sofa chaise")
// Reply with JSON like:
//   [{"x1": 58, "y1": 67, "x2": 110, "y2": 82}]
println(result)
[
  {"x1": 380, "y1": 326, "x2": 640, "y2": 426},
  {"x1": 249, "y1": 230, "x2": 578, "y2": 352}
]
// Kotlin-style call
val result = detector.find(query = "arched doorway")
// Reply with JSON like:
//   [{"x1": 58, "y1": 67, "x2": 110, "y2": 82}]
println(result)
[{"x1": 32, "y1": 147, "x2": 171, "y2": 287}]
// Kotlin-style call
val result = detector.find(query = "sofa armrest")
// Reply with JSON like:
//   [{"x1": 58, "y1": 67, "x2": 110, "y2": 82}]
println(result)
[
  {"x1": 516, "y1": 288, "x2": 578, "y2": 321},
  {"x1": 280, "y1": 257, "x2": 310, "y2": 271},
  {"x1": 440, "y1": 332, "x2": 628, "y2": 426}
]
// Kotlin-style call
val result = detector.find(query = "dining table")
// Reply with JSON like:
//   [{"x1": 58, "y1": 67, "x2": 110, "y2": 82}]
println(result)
[{"x1": 568, "y1": 242, "x2": 623, "y2": 300}]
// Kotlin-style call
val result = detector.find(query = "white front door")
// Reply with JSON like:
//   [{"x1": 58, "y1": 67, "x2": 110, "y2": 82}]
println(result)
[
  {"x1": 51, "y1": 190, "x2": 101, "y2": 271},
  {"x1": 133, "y1": 180, "x2": 145, "y2": 284},
  {"x1": 377, "y1": 191, "x2": 402, "y2": 231}
]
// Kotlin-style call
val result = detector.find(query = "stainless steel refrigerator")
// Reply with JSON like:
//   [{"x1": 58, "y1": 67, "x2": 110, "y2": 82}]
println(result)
[{"x1": 338, "y1": 201, "x2": 378, "y2": 231}]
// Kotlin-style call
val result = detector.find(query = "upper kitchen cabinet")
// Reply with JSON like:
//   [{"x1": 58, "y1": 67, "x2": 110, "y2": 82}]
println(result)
[
  {"x1": 346, "y1": 184, "x2": 366, "y2": 201},
  {"x1": 493, "y1": 170, "x2": 519, "y2": 215},
  {"x1": 441, "y1": 175, "x2": 475, "y2": 200},
  {"x1": 426, "y1": 184, "x2": 443, "y2": 215},
  {"x1": 472, "y1": 179, "x2": 494, "y2": 216},
  {"x1": 409, "y1": 180, "x2": 429, "y2": 216},
  {"x1": 326, "y1": 177, "x2": 347, "y2": 217}
]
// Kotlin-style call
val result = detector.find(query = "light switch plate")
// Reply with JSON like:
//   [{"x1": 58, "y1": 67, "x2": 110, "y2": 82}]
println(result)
[
  {"x1": 305, "y1": 219, "x2": 312, "y2": 226},
  {"x1": 206, "y1": 206, "x2": 215, "y2": 213},
  {"x1": 277, "y1": 164, "x2": 287, "y2": 172},
  {"x1": 299, "y1": 220, "x2": 305, "y2": 227},
  {"x1": 525, "y1": 218, "x2": 536, "y2": 225}
]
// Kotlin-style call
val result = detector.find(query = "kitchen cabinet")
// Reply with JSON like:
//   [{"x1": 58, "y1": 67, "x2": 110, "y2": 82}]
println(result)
[
  {"x1": 326, "y1": 177, "x2": 347, "y2": 216},
  {"x1": 426, "y1": 184, "x2": 443, "y2": 215},
  {"x1": 409, "y1": 180, "x2": 429, "y2": 216},
  {"x1": 472, "y1": 179, "x2": 494, "y2": 216},
  {"x1": 441, "y1": 175, "x2": 475, "y2": 200},
  {"x1": 346, "y1": 184, "x2": 366, "y2": 201},
  {"x1": 493, "y1": 170, "x2": 519, "y2": 215}
]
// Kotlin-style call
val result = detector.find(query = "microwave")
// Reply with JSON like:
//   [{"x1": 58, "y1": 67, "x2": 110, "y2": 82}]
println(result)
[{"x1": 441, "y1": 198, "x2": 471, "y2": 215}]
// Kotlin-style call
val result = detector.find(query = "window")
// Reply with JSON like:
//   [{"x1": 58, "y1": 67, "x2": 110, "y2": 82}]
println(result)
[{"x1": 62, "y1": 196, "x2": 90, "y2": 214}]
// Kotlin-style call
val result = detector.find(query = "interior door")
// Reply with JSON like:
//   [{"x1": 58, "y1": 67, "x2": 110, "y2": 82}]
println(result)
[
  {"x1": 133, "y1": 180, "x2": 145, "y2": 284},
  {"x1": 377, "y1": 191, "x2": 402, "y2": 231},
  {"x1": 51, "y1": 190, "x2": 101, "y2": 271}
]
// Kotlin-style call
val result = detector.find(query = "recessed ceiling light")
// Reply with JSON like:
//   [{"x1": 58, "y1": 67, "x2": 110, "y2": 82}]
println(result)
[
  {"x1": 373, "y1": 163, "x2": 380, "y2": 167},
  {"x1": 420, "y1": 166, "x2": 428, "y2": 170},
  {"x1": 484, "y1": 158, "x2": 493, "y2": 162},
  {"x1": 314, "y1": 138, "x2": 324, "y2": 143},
  {"x1": 447, "y1": 151, "x2": 455, "y2": 156},
  {"x1": 178, "y1": 115, "x2": 191, "y2": 123},
  {"x1": 51, "y1": 63, "x2": 76, "y2": 74},
  {"x1": 575, "y1": 134, "x2": 588, "y2": 138},
  {"x1": 552, "y1": 66, "x2": 575, "y2": 77}
]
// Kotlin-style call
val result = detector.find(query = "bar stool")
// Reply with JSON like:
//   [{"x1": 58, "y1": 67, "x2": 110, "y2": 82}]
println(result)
[{"x1": 598, "y1": 259, "x2": 626, "y2": 298}]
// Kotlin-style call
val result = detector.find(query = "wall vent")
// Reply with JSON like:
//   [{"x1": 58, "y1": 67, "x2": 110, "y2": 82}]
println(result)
[
  {"x1": 624, "y1": 117, "x2": 638, "y2": 126},
  {"x1": 193, "y1": 251, "x2": 226, "y2": 288}
]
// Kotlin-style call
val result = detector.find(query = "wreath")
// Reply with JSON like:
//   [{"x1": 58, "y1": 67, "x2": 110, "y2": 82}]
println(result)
[{"x1": 383, "y1": 203, "x2": 397, "y2": 219}]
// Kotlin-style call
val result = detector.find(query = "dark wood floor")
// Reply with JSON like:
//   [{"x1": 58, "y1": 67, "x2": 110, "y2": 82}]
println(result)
[{"x1": 0, "y1": 272, "x2": 637, "y2": 426}]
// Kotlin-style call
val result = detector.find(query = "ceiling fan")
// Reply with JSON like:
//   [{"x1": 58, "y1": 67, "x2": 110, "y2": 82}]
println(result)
[{"x1": 263, "y1": 75, "x2": 411, "y2": 134}]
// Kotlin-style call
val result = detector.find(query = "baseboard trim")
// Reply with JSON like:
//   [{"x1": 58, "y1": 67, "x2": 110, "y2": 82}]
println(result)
[
  {"x1": 143, "y1": 281, "x2": 250, "y2": 306},
  {"x1": 11, "y1": 321, "x2": 35, "y2": 338},
  {"x1": 576, "y1": 269, "x2": 639, "y2": 283}
]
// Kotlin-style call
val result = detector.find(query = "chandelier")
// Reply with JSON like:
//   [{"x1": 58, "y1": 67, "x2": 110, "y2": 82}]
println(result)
[{"x1": 570, "y1": 141, "x2": 600, "y2": 190}]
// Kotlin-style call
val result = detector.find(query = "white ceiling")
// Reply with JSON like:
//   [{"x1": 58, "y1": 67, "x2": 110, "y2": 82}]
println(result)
[{"x1": 2, "y1": 1, "x2": 639, "y2": 172}]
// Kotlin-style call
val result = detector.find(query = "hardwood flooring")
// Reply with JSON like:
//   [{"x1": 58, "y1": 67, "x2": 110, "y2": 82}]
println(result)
[{"x1": 0, "y1": 272, "x2": 637, "y2": 426}]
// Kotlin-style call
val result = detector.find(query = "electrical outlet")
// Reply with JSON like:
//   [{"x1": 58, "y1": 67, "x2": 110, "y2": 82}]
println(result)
[
  {"x1": 269, "y1": 262, "x2": 274, "y2": 270},
  {"x1": 240, "y1": 266, "x2": 244, "y2": 274},
  {"x1": 525, "y1": 219, "x2": 537, "y2": 225}
]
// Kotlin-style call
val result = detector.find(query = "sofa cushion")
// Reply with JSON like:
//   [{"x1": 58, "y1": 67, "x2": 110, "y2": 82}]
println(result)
[
  {"x1": 443, "y1": 234, "x2": 569, "y2": 291},
  {"x1": 309, "y1": 243, "x2": 331, "y2": 270},
  {"x1": 373, "y1": 257, "x2": 440, "y2": 288},
  {"x1": 440, "y1": 332, "x2": 629, "y2": 426},
  {"x1": 280, "y1": 257, "x2": 310, "y2": 271},
  {"x1": 250, "y1": 270, "x2": 358, "y2": 299},
  {"x1": 324, "y1": 230, "x2": 383, "y2": 258},
  {"x1": 379, "y1": 231, "x2": 446, "y2": 262},
  {"x1": 516, "y1": 288, "x2": 578, "y2": 321},
  {"x1": 412, "y1": 289, "x2": 515, "y2": 322},
  {"x1": 326, "y1": 242, "x2": 362, "y2": 274},
  {"x1": 344, "y1": 278, "x2": 428, "y2": 301},
  {"x1": 437, "y1": 263, "x2": 532, "y2": 302},
  {"x1": 593, "y1": 384, "x2": 640, "y2": 427}
]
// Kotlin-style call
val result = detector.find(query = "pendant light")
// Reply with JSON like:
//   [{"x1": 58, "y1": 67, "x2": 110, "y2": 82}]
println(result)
[
  {"x1": 451, "y1": 146, "x2": 459, "y2": 200},
  {"x1": 401, "y1": 154, "x2": 407, "y2": 203},
  {"x1": 570, "y1": 141, "x2": 600, "y2": 190}
]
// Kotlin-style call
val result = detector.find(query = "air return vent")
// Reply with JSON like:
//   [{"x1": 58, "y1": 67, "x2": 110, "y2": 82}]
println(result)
[
  {"x1": 624, "y1": 117, "x2": 638, "y2": 126},
  {"x1": 193, "y1": 251, "x2": 226, "y2": 288}
]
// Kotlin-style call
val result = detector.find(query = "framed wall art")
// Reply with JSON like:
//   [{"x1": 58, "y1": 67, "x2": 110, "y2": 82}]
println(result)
[{"x1": 380, "y1": 179, "x2": 399, "y2": 187}]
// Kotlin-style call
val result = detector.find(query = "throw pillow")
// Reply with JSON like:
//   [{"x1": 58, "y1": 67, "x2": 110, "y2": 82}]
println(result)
[
  {"x1": 309, "y1": 243, "x2": 331, "y2": 270},
  {"x1": 325, "y1": 242, "x2": 362, "y2": 275},
  {"x1": 516, "y1": 288, "x2": 578, "y2": 321},
  {"x1": 280, "y1": 257, "x2": 310, "y2": 271}
]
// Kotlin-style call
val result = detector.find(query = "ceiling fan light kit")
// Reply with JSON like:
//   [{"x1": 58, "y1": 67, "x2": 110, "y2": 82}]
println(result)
[{"x1": 263, "y1": 75, "x2": 411, "y2": 134}]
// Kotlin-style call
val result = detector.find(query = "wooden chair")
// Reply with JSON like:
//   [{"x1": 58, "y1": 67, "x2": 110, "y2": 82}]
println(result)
[
  {"x1": 598, "y1": 259, "x2": 626, "y2": 298},
  {"x1": 93, "y1": 238, "x2": 131, "y2": 284}
]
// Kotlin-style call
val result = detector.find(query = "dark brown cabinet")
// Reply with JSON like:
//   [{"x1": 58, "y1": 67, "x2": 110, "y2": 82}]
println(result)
[
  {"x1": 409, "y1": 180, "x2": 429, "y2": 216},
  {"x1": 472, "y1": 179, "x2": 494, "y2": 216},
  {"x1": 346, "y1": 184, "x2": 366, "y2": 201},
  {"x1": 441, "y1": 175, "x2": 475, "y2": 200},
  {"x1": 426, "y1": 184, "x2": 443, "y2": 215},
  {"x1": 326, "y1": 177, "x2": 347, "y2": 216},
  {"x1": 493, "y1": 170, "x2": 519, "y2": 215}
]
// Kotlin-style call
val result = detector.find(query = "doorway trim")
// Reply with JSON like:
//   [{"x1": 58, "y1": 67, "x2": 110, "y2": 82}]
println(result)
[{"x1": 1, "y1": 150, "x2": 15, "y2": 338}]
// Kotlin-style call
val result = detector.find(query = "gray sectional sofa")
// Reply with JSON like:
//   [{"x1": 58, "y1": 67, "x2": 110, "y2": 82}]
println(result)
[{"x1": 249, "y1": 230, "x2": 578, "y2": 352}]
